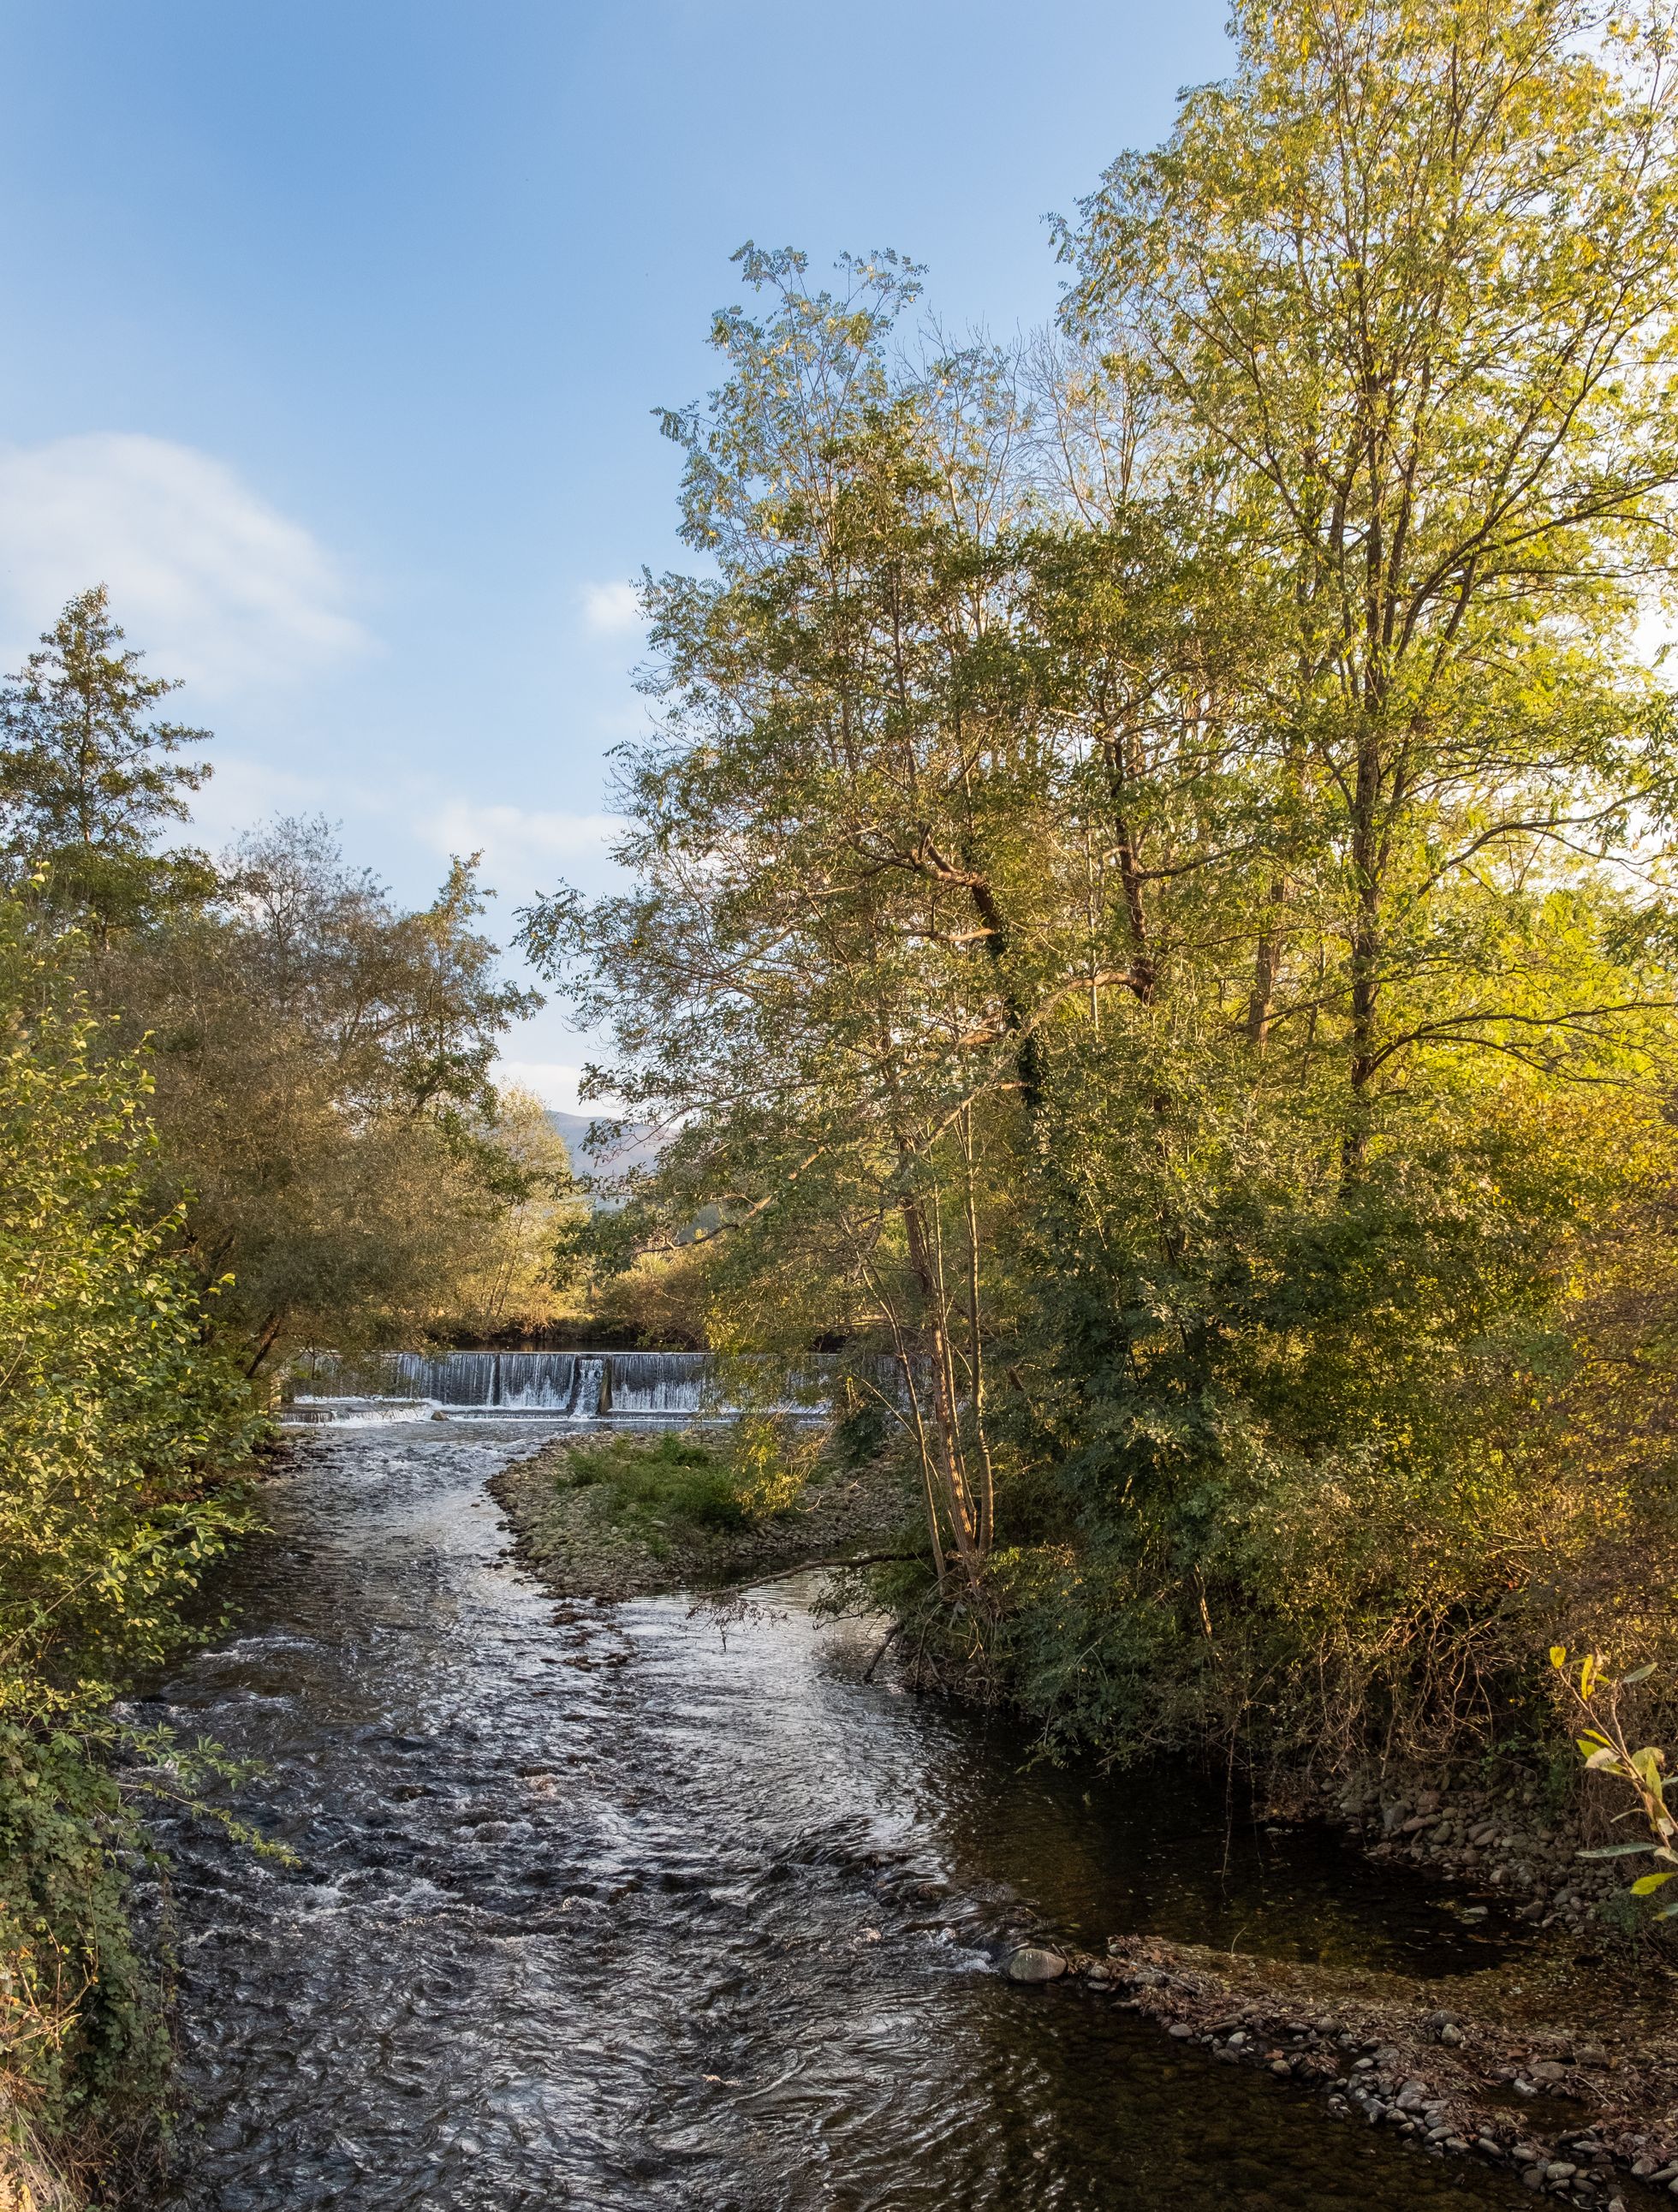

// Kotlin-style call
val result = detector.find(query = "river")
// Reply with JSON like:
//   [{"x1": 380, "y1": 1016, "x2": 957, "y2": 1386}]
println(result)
[{"x1": 134, "y1": 1417, "x2": 1536, "y2": 2210}]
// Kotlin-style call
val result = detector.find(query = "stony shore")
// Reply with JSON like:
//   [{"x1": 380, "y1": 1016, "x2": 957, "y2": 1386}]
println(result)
[
  {"x1": 997, "y1": 1927, "x2": 1678, "y2": 2208},
  {"x1": 1303, "y1": 1768, "x2": 1643, "y2": 1943},
  {"x1": 999, "y1": 1757, "x2": 1678, "y2": 2212}
]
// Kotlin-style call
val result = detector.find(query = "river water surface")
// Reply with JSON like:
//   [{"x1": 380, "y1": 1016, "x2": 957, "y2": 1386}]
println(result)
[{"x1": 137, "y1": 1420, "x2": 1536, "y2": 2210}]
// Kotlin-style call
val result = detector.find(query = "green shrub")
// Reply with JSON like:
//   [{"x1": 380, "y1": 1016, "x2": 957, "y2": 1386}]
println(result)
[
  {"x1": 556, "y1": 1427, "x2": 800, "y2": 1536},
  {"x1": 0, "y1": 903, "x2": 262, "y2": 2171},
  {"x1": 0, "y1": 1724, "x2": 168, "y2": 2148}
]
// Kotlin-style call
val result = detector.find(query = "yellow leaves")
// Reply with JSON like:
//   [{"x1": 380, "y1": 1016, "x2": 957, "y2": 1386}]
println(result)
[{"x1": 1556, "y1": 1643, "x2": 1678, "y2": 1905}]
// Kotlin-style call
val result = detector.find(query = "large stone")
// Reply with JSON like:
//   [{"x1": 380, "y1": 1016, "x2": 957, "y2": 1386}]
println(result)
[{"x1": 1005, "y1": 1947, "x2": 1068, "y2": 1983}]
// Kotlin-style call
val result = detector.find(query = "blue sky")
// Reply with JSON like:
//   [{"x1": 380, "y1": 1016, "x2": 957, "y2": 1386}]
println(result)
[{"x1": 0, "y1": 0, "x2": 1229, "y2": 1106}]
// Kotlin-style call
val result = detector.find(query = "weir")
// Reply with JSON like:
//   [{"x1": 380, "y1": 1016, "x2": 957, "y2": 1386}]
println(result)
[{"x1": 286, "y1": 1348, "x2": 864, "y2": 1416}]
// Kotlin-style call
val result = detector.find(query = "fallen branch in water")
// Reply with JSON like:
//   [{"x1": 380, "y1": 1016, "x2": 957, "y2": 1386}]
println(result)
[
  {"x1": 863, "y1": 1619, "x2": 905, "y2": 1681},
  {"x1": 695, "y1": 1550, "x2": 918, "y2": 1598}
]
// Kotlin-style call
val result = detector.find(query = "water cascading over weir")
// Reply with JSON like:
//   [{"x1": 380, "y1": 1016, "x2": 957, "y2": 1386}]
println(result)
[{"x1": 286, "y1": 1349, "x2": 859, "y2": 1417}]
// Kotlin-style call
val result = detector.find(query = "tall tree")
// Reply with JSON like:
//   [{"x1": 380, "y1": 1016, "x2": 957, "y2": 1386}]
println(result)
[
  {"x1": 526, "y1": 248, "x2": 1062, "y2": 1583},
  {"x1": 107, "y1": 818, "x2": 544, "y2": 1372},
  {"x1": 0, "y1": 587, "x2": 216, "y2": 939},
  {"x1": 1062, "y1": 0, "x2": 1678, "y2": 1157}
]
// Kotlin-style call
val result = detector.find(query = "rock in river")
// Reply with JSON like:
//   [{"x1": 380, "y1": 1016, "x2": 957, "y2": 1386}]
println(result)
[{"x1": 1006, "y1": 1946, "x2": 1069, "y2": 1983}]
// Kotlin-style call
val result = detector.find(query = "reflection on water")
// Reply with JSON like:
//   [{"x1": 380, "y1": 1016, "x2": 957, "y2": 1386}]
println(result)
[{"x1": 138, "y1": 1422, "x2": 1529, "y2": 2210}]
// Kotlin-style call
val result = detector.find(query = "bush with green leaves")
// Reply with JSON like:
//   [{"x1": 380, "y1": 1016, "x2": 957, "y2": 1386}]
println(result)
[
  {"x1": 0, "y1": 904, "x2": 260, "y2": 1714},
  {"x1": 0, "y1": 897, "x2": 261, "y2": 2167}
]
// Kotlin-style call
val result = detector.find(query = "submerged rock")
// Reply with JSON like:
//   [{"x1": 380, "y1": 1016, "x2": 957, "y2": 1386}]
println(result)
[{"x1": 1005, "y1": 1946, "x2": 1068, "y2": 1983}]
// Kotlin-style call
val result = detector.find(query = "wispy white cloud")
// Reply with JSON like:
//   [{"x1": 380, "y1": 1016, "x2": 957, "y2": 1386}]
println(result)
[
  {"x1": 580, "y1": 578, "x2": 642, "y2": 635},
  {"x1": 184, "y1": 754, "x2": 341, "y2": 850},
  {"x1": 0, "y1": 433, "x2": 367, "y2": 695},
  {"x1": 422, "y1": 799, "x2": 622, "y2": 887}
]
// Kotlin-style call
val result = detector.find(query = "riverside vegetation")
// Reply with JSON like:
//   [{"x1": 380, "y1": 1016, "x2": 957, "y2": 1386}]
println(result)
[
  {"x1": 0, "y1": 593, "x2": 571, "y2": 2200},
  {"x1": 522, "y1": 0, "x2": 1678, "y2": 1962}
]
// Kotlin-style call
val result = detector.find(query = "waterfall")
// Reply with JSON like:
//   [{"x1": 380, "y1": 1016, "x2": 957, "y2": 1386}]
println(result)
[
  {"x1": 604, "y1": 1350, "x2": 710, "y2": 1415},
  {"x1": 574, "y1": 1356, "x2": 607, "y2": 1416},
  {"x1": 289, "y1": 1347, "x2": 913, "y2": 1417}
]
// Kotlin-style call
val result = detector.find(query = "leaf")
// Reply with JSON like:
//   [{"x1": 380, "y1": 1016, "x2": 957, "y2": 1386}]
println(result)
[
  {"x1": 1576, "y1": 1843, "x2": 1654, "y2": 1858},
  {"x1": 1585, "y1": 1748, "x2": 1619, "y2": 1770},
  {"x1": 1550, "y1": 1645, "x2": 1568, "y2": 1669},
  {"x1": 1631, "y1": 1871, "x2": 1677, "y2": 1894},
  {"x1": 1622, "y1": 1663, "x2": 1657, "y2": 1685}
]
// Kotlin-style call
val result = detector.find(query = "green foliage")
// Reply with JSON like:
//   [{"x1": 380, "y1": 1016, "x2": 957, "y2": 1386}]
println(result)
[
  {"x1": 0, "y1": 1723, "x2": 170, "y2": 2145},
  {"x1": 0, "y1": 903, "x2": 260, "y2": 1710},
  {"x1": 0, "y1": 598, "x2": 558, "y2": 1376},
  {"x1": 1551, "y1": 1647, "x2": 1678, "y2": 1923},
  {"x1": 0, "y1": 587, "x2": 217, "y2": 940},
  {"x1": 0, "y1": 896, "x2": 265, "y2": 2174},
  {"x1": 832, "y1": 1402, "x2": 889, "y2": 1470},
  {"x1": 556, "y1": 1425, "x2": 806, "y2": 1540},
  {"x1": 102, "y1": 815, "x2": 548, "y2": 1371}
]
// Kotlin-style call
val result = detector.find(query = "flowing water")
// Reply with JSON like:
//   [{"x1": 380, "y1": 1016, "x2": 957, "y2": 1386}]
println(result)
[
  {"x1": 136, "y1": 1419, "x2": 1538, "y2": 2211},
  {"x1": 287, "y1": 1348, "x2": 894, "y2": 1417}
]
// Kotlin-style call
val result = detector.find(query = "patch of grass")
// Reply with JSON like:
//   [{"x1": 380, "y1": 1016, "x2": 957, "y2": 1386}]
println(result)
[{"x1": 557, "y1": 1429, "x2": 759, "y2": 1537}]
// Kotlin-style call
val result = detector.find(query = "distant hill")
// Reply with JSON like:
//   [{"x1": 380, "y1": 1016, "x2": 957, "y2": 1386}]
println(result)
[{"x1": 544, "y1": 1110, "x2": 663, "y2": 1184}]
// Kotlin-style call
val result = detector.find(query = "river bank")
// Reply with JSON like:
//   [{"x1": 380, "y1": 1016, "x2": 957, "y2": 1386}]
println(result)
[{"x1": 996, "y1": 1929, "x2": 1678, "y2": 2208}]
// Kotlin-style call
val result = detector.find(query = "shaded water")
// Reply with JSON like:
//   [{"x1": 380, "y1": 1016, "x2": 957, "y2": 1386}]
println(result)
[{"x1": 138, "y1": 1422, "x2": 1533, "y2": 2210}]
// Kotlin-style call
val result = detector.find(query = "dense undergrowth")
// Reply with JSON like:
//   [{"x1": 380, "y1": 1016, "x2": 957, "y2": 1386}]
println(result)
[{"x1": 0, "y1": 904, "x2": 263, "y2": 2201}]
